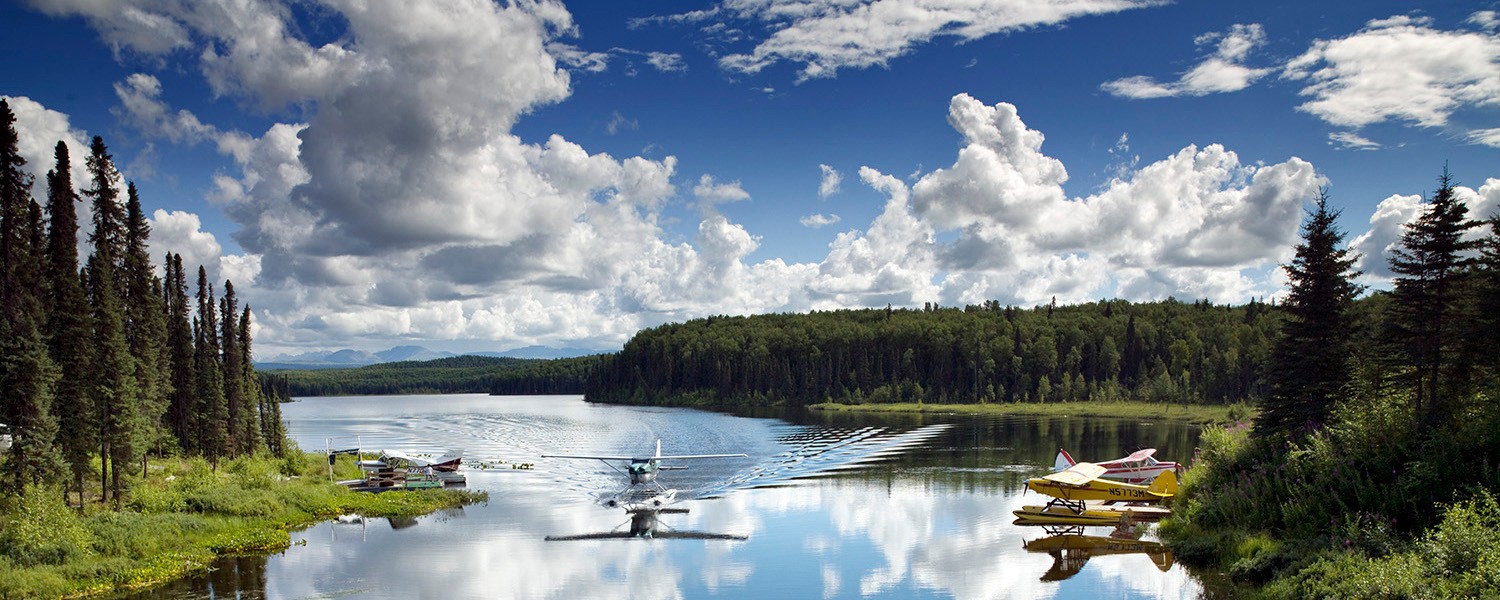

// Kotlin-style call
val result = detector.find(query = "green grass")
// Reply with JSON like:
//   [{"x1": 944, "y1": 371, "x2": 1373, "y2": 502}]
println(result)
[
  {"x1": 0, "y1": 452, "x2": 486, "y2": 599},
  {"x1": 808, "y1": 399, "x2": 1250, "y2": 424}
]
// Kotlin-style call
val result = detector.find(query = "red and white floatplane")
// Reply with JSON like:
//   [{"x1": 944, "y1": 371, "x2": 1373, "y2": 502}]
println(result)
[{"x1": 1053, "y1": 448, "x2": 1182, "y2": 484}]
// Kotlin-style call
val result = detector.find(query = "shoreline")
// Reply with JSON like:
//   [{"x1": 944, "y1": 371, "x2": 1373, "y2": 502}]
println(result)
[
  {"x1": 0, "y1": 453, "x2": 487, "y2": 599},
  {"x1": 807, "y1": 400, "x2": 1247, "y2": 424}
]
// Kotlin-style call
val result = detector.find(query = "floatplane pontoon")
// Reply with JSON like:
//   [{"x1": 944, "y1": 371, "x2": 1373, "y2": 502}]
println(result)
[{"x1": 1013, "y1": 462, "x2": 1177, "y2": 525}]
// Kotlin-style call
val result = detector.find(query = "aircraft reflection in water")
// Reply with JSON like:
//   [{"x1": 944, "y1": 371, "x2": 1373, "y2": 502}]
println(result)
[
  {"x1": 546, "y1": 508, "x2": 749, "y2": 542},
  {"x1": 1023, "y1": 526, "x2": 1175, "y2": 581}
]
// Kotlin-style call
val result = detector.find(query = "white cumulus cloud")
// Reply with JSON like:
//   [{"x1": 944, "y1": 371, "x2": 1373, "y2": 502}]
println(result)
[
  {"x1": 801, "y1": 213, "x2": 841, "y2": 228},
  {"x1": 677, "y1": 0, "x2": 1162, "y2": 82},
  {"x1": 1283, "y1": 15, "x2": 1500, "y2": 137},
  {"x1": 1103, "y1": 24, "x2": 1271, "y2": 98},
  {"x1": 818, "y1": 163, "x2": 842, "y2": 198}
]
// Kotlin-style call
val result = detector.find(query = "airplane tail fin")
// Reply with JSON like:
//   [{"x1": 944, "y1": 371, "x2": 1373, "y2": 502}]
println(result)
[
  {"x1": 1053, "y1": 449, "x2": 1076, "y2": 471},
  {"x1": 656, "y1": 439, "x2": 662, "y2": 458},
  {"x1": 1148, "y1": 470, "x2": 1179, "y2": 498}
]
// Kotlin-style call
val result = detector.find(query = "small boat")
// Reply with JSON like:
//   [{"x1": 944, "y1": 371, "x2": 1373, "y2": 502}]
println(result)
[{"x1": 1053, "y1": 448, "x2": 1181, "y2": 483}]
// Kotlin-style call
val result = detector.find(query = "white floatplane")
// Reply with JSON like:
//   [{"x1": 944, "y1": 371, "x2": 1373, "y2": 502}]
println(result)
[
  {"x1": 542, "y1": 440, "x2": 746, "y2": 510},
  {"x1": 1053, "y1": 448, "x2": 1181, "y2": 484}
]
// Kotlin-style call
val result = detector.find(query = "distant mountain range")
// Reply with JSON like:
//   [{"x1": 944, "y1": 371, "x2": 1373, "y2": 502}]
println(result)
[{"x1": 256, "y1": 344, "x2": 601, "y2": 370}]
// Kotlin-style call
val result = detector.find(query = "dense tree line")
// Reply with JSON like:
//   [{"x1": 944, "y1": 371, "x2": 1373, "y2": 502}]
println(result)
[
  {"x1": 268, "y1": 354, "x2": 603, "y2": 397},
  {"x1": 0, "y1": 100, "x2": 285, "y2": 507},
  {"x1": 586, "y1": 297, "x2": 1281, "y2": 407}
]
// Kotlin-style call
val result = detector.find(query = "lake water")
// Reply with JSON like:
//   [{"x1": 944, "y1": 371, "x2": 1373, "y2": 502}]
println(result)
[{"x1": 123, "y1": 394, "x2": 1212, "y2": 599}]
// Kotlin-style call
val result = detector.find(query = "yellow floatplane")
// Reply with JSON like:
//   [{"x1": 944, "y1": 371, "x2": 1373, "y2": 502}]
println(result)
[{"x1": 1013, "y1": 462, "x2": 1177, "y2": 525}]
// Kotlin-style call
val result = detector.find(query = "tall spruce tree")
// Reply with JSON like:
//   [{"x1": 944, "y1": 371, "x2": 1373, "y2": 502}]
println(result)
[
  {"x1": 1476, "y1": 215, "x2": 1500, "y2": 375},
  {"x1": 44, "y1": 141, "x2": 95, "y2": 504},
  {"x1": 1385, "y1": 169, "x2": 1480, "y2": 433},
  {"x1": 163, "y1": 253, "x2": 197, "y2": 453},
  {"x1": 1255, "y1": 191, "x2": 1362, "y2": 438},
  {"x1": 0, "y1": 98, "x2": 64, "y2": 492},
  {"x1": 83, "y1": 136, "x2": 141, "y2": 506},
  {"x1": 123, "y1": 183, "x2": 169, "y2": 474},
  {"x1": 219, "y1": 281, "x2": 245, "y2": 455},
  {"x1": 260, "y1": 374, "x2": 289, "y2": 457},
  {"x1": 194, "y1": 267, "x2": 228, "y2": 466},
  {"x1": 236, "y1": 305, "x2": 264, "y2": 454}
]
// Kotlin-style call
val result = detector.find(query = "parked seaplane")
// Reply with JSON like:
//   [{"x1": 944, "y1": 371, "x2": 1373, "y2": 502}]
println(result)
[
  {"x1": 358, "y1": 449, "x2": 466, "y2": 484},
  {"x1": 1053, "y1": 448, "x2": 1182, "y2": 483},
  {"x1": 542, "y1": 440, "x2": 747, "y2": 510},
  {"x1": 1014, "y1": 462, "x2": 1177, "y2": 525},
  {"x1": 545, "y1": 507, "x2": 749, "y2": 542}
]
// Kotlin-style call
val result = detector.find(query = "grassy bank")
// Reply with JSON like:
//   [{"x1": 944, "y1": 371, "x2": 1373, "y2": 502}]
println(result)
[
  {"x1": 1159, "y1": 390, "x2": 1500, "y2": 597},
  {"x1": 0, "y1": 452, "x2": 486, "y2": 598},
  {"x1": 808, "y1": 400, "x2": 1251, "y2": 424}
]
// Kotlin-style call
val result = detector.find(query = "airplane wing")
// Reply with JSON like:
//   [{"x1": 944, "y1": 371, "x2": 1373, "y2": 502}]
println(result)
[
  {"x1": 1042, "y1": 462, "x2": 1108, "y2": 486},
  {"x1": 380, "y1": 449, "x2": 422, "y2": 465},
  {"x1": 541, "y1": 454, "x2": 639, "y2": 461},
  {"x1": 653, "y1": 453, "x2": 748, "y2": 460},
  {"x1": 545, "y1": 532, "x2": 639, "y2": 541},
  {"x1": 648, "y1": 532, "x2": 748, "y2": 540},
  {"x1": 1123, "y1": 448, "x2": 1156, "y2": 461}
]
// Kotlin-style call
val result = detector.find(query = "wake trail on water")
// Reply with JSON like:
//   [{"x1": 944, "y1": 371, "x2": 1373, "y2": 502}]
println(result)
[
  {"x1": 540, "y1": 422, "x2": 952, "y2": 505},
  {"x1": 706, "y1": 423, "x2": 953, "y2": 496}
]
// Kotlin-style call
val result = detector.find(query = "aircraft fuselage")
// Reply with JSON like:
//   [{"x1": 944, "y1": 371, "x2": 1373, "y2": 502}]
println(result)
[{"x1": 628, "y1": 460, "x2": 658, "y2": 485}]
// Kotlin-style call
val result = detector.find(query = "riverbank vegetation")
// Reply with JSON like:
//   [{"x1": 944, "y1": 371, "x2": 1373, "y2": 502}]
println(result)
[
  {"x1": 265, "y1": 354, "x2": 602, "y2": 397},
  {"x1": 0, "y1": 451, "x2": 485, "y2": 598},
  {"x1": 1160, "y1": 176, "x2": 1500, "y2": 595},
  {"x1": 809, "y1": 400, "x2": 1250, "y2": 424}
]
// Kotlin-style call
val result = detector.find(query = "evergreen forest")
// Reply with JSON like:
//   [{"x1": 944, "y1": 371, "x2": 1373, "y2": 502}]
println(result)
[
  {"x1": 0, "y1": 99, "x2": 287, "y2": 508},
  {"x1": 269, "y1": 354, "x2": 603, "y2": 396},
  {"x1": 584, "y1": 297, "x2": 1286, "y2": 408}
]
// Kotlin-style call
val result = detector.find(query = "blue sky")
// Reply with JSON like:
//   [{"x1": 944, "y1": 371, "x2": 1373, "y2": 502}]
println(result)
[{"x1": 2, "y1": 0, "x2": 1497, "y2": 358}]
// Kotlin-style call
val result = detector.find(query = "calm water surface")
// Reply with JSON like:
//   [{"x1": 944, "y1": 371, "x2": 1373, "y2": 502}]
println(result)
[{"x1": 126, "y1": 394, "x2": 1212, "y2": 599}]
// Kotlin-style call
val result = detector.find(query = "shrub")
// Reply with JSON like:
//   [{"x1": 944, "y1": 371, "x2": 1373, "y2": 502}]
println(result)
[
  {"x1": 184, "y1": 485, "x2": 281, "y2": 517},
  {"x1": 0, "y1": 486, "x2": 94, "y2": 567},
  {"x1": 128, "y1": 482, "x2": 188, "y2": 513}
]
